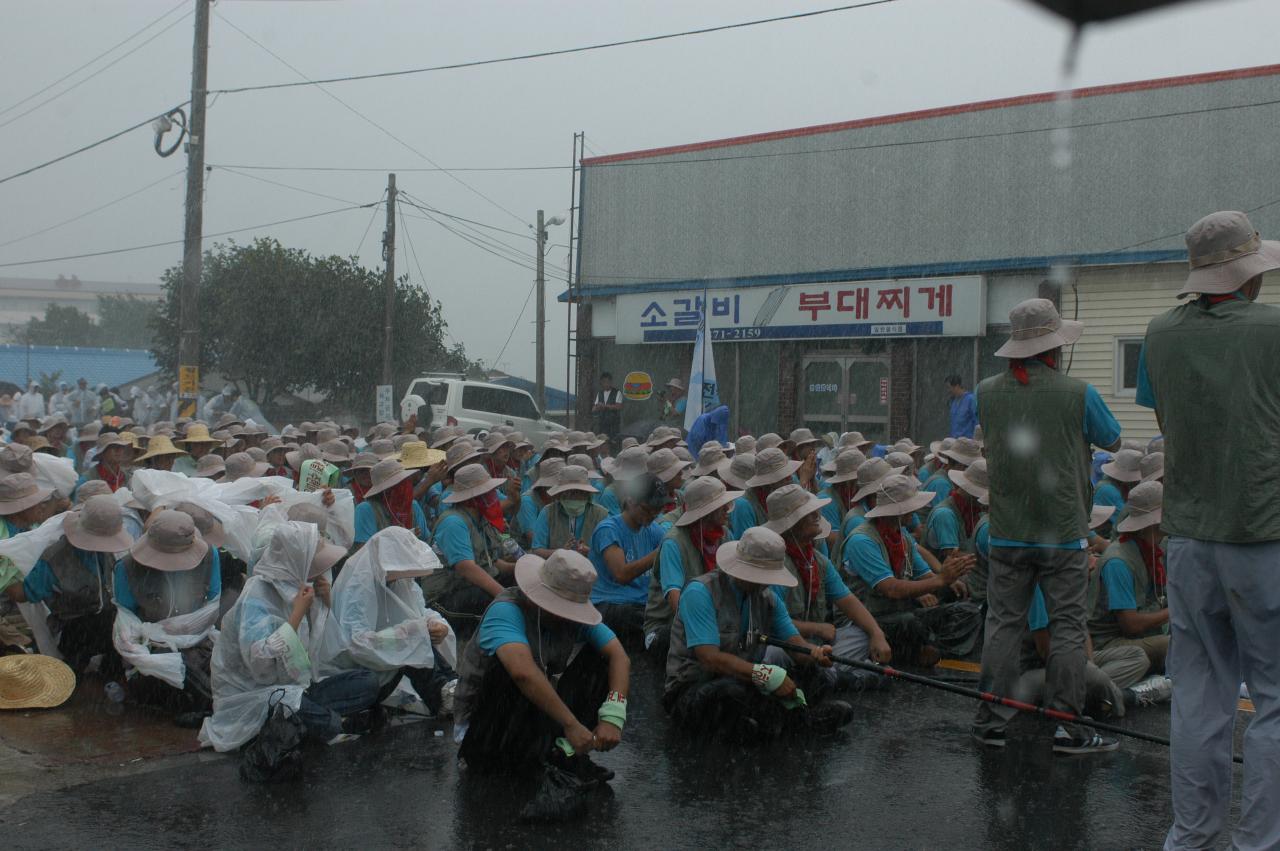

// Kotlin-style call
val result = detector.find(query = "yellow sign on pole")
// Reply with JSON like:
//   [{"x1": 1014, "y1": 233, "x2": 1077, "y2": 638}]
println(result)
[{"x1": 178, "y1": 366, "x2": 200, "y2": 418}]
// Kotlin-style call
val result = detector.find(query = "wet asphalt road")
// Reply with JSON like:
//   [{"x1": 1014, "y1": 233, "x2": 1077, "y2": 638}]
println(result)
[{"x1": 2, "y1": 656, "x2": 1245, "y2": 850}]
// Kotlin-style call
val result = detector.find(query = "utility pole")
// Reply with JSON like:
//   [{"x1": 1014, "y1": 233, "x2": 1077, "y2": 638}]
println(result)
[
  {"x1": 381, "y1": 173, "x2": 397, "y2": 388},
  {"x1": 534, "y1": 209, "x2": 546, "y2": 414},
  {"x1": 177, "y1": 0, "x2": 210, "y2": 419}
]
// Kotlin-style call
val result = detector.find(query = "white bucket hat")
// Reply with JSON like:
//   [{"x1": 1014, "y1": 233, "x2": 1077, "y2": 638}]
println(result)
[
  {"x1": 548, "y1": 465, "x2": 599, "y2": 497},
  {"x1": 674, "y1": 476, "x2": 743, "y2": 527},
  {"x1": 646, "y1": 448, "x2": 689, "y2": 484},
  {"x1": 864, "y1": 475, "x2": 935, "y2": 519},
  {"x1": 1139, "y1": 452, "x2": 1164, "y2": 483},
  {"x1": 63, "y1": 495, "x2": 133, "y2": 553},
  {"x1": 692, "y1": 444, "x2": 728, "y2": 477},
  {"x1": 994, "y1": 298, "x2": 1084, "y2": 359},
  {"x1": 949, "y1": 458, "x2": 989, "y2": 502},
  {"x1": 514, "y1": 550, "x2": 602, "y2": 625},
  {"x1": 763, "y1": 484, "x2": 830, "y2": 536},
  {"x1": 1179, "y1": 210, "x2": 1280, "y2": 298},
  {"x1": 717, "y1": 452, "x2": 755, "y2": 490},
  {"x1": 1101, "y1": 448, "x2": 1144, "y2": 483},
  {"x1": 0, "y1": 473, "x2": 52, "y2": 516},
  {"x1": 1116, "y1": 481, "x2": 1163, "y2": 533},
  {"x1": 443, "y1": 463, "x2": 507, "y2": 504},
  {"x1": 941, "y1": 437, "x2": 983, "y2": 468},
  {"x1": 851, "y1": 457, "x2": 907, "y2": 503},
  {"x1": 822, "y1": 448, "x2": 867, "y2": 483},
  {"x1": 532, "y1": 458, "x2": 567, "y2": 490},
  {"x1": 567, "y1": 453, "x2": 604, "y2": 480},
  {"x1": 744, "y1": 448, "x2": 801, "y2": 489},
  {"x1": 129, "y1": 509, "x2": 209, "y2": 572},
  {"x1": 715, "y1": 527, "x2": 797, "y2": 588}
]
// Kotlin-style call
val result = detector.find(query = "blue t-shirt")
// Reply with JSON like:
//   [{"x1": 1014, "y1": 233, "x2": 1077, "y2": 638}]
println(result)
[
  {"x1": 844, "y1": 531, "x2": 932, "y2": 589},
  {"x1": 1093, "y1": 480, "x2": 1126, "y2": 512},
  {"x1": 679, "y1": 579, "x2": 798, "y2": 648},
  {"x1": 23, "y1": 547, "x2": 112, "y2": 604},
  {"x1": 531, "y1": 504, "x2": 588, "y2": 550},
  {"x1": 728, "y1": 497, "x2": 759, "y2": 540},
  {"x1": 975, "y1": 521, "x2": 990, "y2": 562},
  {"x1": 923, "y1": 473, "x2": 952, "y2": 507},
  {"x1": 596, "y1": 485, "x2": 622, "y2": 517},
  {"x1": 588, "y1": 513, "x2": 665, "y2": 605},
  {"x1": 354, "y1": 500, "x2": 429, "y2": 545},
  {"x1": 926, "y1": 503, "x2": 962, "y2": 552},
  {"x1": 1100, "y1": 558, "x2": 1139, "y2": 611},
  {"x1": 514, "y1": 489, "x2": 545, "y2": 543},
  {"x1": 772, "y1": 558, "x2": 851, "y2": 607},
  {"x1": 817, "y1": 488, "x2": 845, "y2": 535},
  {"x1": 949, "y1": 391, "x2": 978, "y2": 439},
  {"x1": 658, "y1": 537, "x2": 694, "y2": 597},
  {"x1": 477, "y1": 600, "x2": 615, "y2": 656},
  {"x1": 113, "y1": 549, "x2": 222, "y2": 616},
  {"x1": 435, "y1": 512, "x2": 480, "y2": 567}
]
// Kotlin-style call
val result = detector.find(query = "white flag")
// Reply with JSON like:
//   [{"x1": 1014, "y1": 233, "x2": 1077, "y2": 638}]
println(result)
[{"x1": 684, "y1": 311, "x2": 720, "y2": 432}]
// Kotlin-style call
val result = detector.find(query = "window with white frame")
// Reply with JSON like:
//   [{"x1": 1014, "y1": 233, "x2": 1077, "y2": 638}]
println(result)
[{"x1": 1114, "y1": 337, "x2": 1144, "y2": 396}]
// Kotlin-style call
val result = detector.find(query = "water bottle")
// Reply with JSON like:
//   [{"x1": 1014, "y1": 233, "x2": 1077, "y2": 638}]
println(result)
[
  {"x1": 104, "y1": 681, "x2": 125, "y2": 716},
  {"x1": 500, "y1": 534, "x2": 524, "y2": 562}
]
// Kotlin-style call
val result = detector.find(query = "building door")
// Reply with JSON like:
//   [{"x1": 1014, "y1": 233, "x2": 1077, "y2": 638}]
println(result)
[{"x1": 800, "y1": 355, "x2": 891, "y2": 443}]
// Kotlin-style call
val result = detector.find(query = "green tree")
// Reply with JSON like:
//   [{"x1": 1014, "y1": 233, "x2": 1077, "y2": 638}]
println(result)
[
  {"x1": 150, "y1": 238, "x2": 472, "y2": 414},
  {"x1": 19, "y1": 304, "x2": 98, "y2": 346},
  {"x1": 96, "y1": 294, "x2": 158, "y2": 349}
]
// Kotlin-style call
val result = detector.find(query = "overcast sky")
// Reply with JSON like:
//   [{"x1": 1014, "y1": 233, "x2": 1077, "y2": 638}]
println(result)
[{"x1": 2, "y1": 0, "x2": 1278, "y2": 387}]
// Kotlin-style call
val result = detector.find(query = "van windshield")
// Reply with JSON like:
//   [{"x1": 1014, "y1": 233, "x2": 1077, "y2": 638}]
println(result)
[{"x1": 462, "y1": 385, "x2": 540, "y2": 420}]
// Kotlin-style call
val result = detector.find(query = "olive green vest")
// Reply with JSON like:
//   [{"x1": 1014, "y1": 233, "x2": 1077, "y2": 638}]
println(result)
[
  {"x1": 643, "y1": 525, "x2": 707, "y2": 635},
  {"x1": 421, "y1": 508, "x2": 502, "y2": 600},
  {"x1": 665, "y1": 570, "x2": 776, "y2": 696},
  {"x1": 1088, "y1": 539, "x2": 1165, "y2": 649},
  {"x1": 545, "y1": 502, "x2": 608, "y2": 551},
  {"x1": 977, "y1": 363, "x2": 1092, "y2": 543},
  {"x1": 781, "y1": 549, "x2": 835, "y2": 625},
  {"x1": 820, "y1": 486, "x2": 849, "y2": 561},
  {"x1": 1143, "y1": 297, "x2": 1280, "y2": 543},
  {"x1": 844, "y1": 521, "x2": 917, "y2": 618},
  {"x1": 39, "y1": 539, "x2": 113, "y2": 622},
  {"x1": 965, "y1": 516, "x2": 991, "y2": 603},
  {"x1": 121, "y1": 552, "x2": 216, "y2": 623}
]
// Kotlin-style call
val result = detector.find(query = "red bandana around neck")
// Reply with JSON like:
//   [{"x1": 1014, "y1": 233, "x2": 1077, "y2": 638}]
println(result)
[
  {"x1": 1009, "y1": 351, "x2": 1058, "y2": 386},
  {"x1": 381, "y1": 478, "x2": 417, "y2": 530},
  {"x1": 952, "y1": 489, "x2": 983, "y2": 537},
  {"x1": 689, "y1": 521, "x2": 726, "y2": 573},
  {"x1": 784, "y1": 533, "x2": 820, "y2": 607},
  {"x1": 874, "y1": 517, "x2": 910, "y2": 578},
  {"x1": 1121, "y1": 533, "x2": 1166, "y2": 590},
  {"x1": 97, "y1": 463, "x2": 125, "y2": 492},
  {"x1": 468, "y1": 488, "x2": 507, "y2": 534},
  {"x1": 349, "y1": 478, "x2": 369, "y2": 504}
]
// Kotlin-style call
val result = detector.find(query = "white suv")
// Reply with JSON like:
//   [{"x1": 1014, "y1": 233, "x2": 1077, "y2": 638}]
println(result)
[{"x1": 400, "y1": 377, "x2": 567, "y2": 449}]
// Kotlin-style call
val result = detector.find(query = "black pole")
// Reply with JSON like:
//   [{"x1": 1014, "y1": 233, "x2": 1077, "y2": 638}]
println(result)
[{"x1": 754, "y1": 633, "x2": 1241, "y2": 762}]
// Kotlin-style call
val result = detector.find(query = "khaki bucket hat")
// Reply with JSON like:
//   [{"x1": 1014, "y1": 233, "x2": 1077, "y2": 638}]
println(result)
[
  {"x1": 755, "y1": 433, "x2": 784, "y2": 452},
  {"x1": 429, "y1": 426, "x2": 464, "y2": 450},
  {"x1": 483, "y1": 432, "x2": 514, "y2": 455},
  {"x1": 1116, "y1": 481, "x2": 1163, "y2": 533},
  {"x1": 0, "y1": 655, "x2": 76, "y2": 710},
  {"x1": 666, "y1": 377, "x2": 687, "y2": 392},
  {"x1": 941, "y1": 437, "x2": 983, "y2": 468},
  {"x1": 445, "y1": 440, "x2": 482, "y2": 472},
  {"x1": 892, "y1": 439, "x2": 924, "y2": 456},
  {"x1": 1139, "y1": 452, "x2": 1164, "y2": 483},
  {"x1": 63, "y1": 495, "x2": 133, "y2": 552},
  {"x1": 745, "y1": 448, "x2": 802, "y2": 489},
  {"x1": 823, "y1": 448, "x2": 867, "y2": 483},
  {"x1": 567, "y1": 453, "x2": 603, "y2": 480},
  {"x1": 225, "y1": 451, "x2": 269, "y2": 482},
  {"x1": 73, "y1": 480, "x2": 112, "y2": 503},
  {"x1": 852, "y1": 457, "x2": 909, "y2": 503},
  {"x1": 95, "y1": 432, "x2": 131, "y2": 454},
  {"x1": 563, "y1": 431, "x2": 591, "y2": 451},
  {"x1": 246, "y1": 447, "x2": 269, "y2": 464},
  {"x1": 716, "y1": 527, "x2": 797, "y2": 588},
  {"x1": 169, "y1": 500, "x2": 228, "y2": 548},
  {"x1": 865, "y1": 475, "x2": 935, "y2": 519},
  {"x1": 194, "y1": 454, "x2": 226, "y2": 479},
  {"x1": 949, "y1": 458, "x2": 990, "y2": 502},
  {"x1": 37, "y1": 415, "x2": 69, "y2": 435},
  {"x1": 885, "y1": 451, "x2": 916, "y2": 472},
  {"x1": 549, "y1": 465, "x2": 599, "y2": 497},
  {"x1": 603, "y1": 446, "x2": 648, "y2": 482},
  {"x1": 692, "y1": 444, "x2": 728, "y2": 477},
  {"x1": 717, "y1": 452, "x2": 755, "y2": 490},
  {"x1": 443, "y1": 463, "x2": 508, "y2": 504},
  {"x1": 764, "y1": 483, "x2": 831, "y2": 535},
  {"x1": 514, "y1": 550, "x2": 602, "y2": 625},
  {"x1": 533, "y1": 458, "x2": 568, "y2": 490},
  {"x1": 348, "y1": 452, "x2": 379, "y2": 472},
  {"x1": 675, "y1": 476, "x2": 743, "y2": 527},
  {"x1": 0, "y1": 443, "x2": 34, "y2": 475},
  {"x1": 1101, "y1": 449, "x2": 1144, "y2": 483},
  {"x1": 0, "y1": 473, "x2": 52, "y2": 516},
  {"x1": 130, "y1": 509, "x2": 209, "y2": 571},
  {"x1": 1179, "y1": 210, "x2": 1280, "y2": 297},
  {"x1": 620, "y1": 436, "x2": 640, "y2": 451},
  {"x1": 926, "y1": 437, "x2": 955, "y2": 463},
  {"x1": 398, "y1": 441, "x2": 445, "y2": 470},
  {"x1": 734, "y1": 436, "x2": 757, "y2": 455},
  {"x1": 364, "y1": 459, "x2": 416, "y2": 499},
  {"x1": 994, "y1": 298, "x2": 1083, "y2": 359},
  {"x1": 135, "y1": 435, "x2": 188, "y2": 465},
  {"x1": 319, "y1": 439, "x2": 353, "y2": 464},
  {"x1": 213, "y1": 412, "x2": 244, "y2": 431},
  {"x1": 1089, "y1": 504, "x2": 1116, "y2": 530},
  {"x1": 839, "y1": 431, "x2": 874, "y2": 450},
  {"x1": 647, "y1": 448, "x2": 689, "y2": 484},
  {"x1": 785, "y1": 428, "x2": 822, "y2": 451}
]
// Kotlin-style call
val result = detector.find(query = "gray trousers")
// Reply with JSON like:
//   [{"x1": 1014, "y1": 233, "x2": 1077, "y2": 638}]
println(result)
[
  {"x1": 1164, "y1": 537, "x2": 1280, "y2": 851},
  {"x1": 972, "y1": 546, "x2": 1089, "y2": 738},
  {"x1": 1093, "y1": 642, "x2": 1152, "y2": 690}
]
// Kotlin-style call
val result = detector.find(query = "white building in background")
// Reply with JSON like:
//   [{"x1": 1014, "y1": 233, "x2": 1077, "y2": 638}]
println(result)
[{"x1": 0, "y1": 276, "x2": 161, "y2": 341}]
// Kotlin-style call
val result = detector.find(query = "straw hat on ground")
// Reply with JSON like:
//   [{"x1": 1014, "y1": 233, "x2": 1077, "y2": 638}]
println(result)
[
  {"x1": 130, "y1": 510, "x2": 209, "y2": 572},
  {"x1": 443, "y1": 463, "x2": 507, "y2": 505},
  {"x1": 1116, "y1": 482, "x2": 1163, "y2": 534},
  {"x1": 135, "y1": 435, "x2": 188, "y2": 465},
  {"x1": 514, "y1": 550, "x2": 602, "y2": 625},
  {"x1": 63, "y1": 495, "x2": 133, "y2": 552},
  {"x1": 764, "y1": 484, "x2": 830, "y2": 535},
  {"x1": 0, "y1": 655, "x2": 76, "y2": 710},
  {"x1": 865, "y1": 475, "x2": 935, "y2": 519},
  {"x1": 675, "y1": 477, "x2": 743, "y2": 527},
  {"x1": 744, "y1": 448, "x2": 801, "y2": 489},
  {"x1": 1101, "y1": 449, "x2": 1144, "y2": 483},
  {"x1": 717, "y1": 452, "x2": 755, "y2": 491},
  {"x1": 0, "y1": 474, "x2": 52, "y2": 516},
  {"x1": 716, "y1": 527, "x2": 797, "y2": 588},
  {"x1": 994, "y1": 298, "x2": 1083, "y2": 359}
]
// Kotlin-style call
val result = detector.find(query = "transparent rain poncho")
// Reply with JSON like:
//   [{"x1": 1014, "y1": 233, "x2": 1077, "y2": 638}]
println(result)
[
  {"x1": 112, "y1": 597, "x2": 220, "y2": 689},
  {"x1": 199, "y1": 521, "x2": 325, "y2": 752},
  {"x1": 317, "y1": 526, "x2": 455, "y2": 684},
  {"x1": 127, "y1": 469, "x2": 258, "y2": 562},
  {"x1": 0, "y1": 510, "x2": 74, "y2": 658}
]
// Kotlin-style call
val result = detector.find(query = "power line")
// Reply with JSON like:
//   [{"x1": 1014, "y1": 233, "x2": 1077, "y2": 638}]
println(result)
[
  {"x1": 0, "y1": 203, "x2": 372, "y2": 269},
  {"x1": 0, "y1": 9, "x2": 194, "y2": 132},
  {"x1": 491, "y1": 281, "x2": 539, "y2": 371},
  {"x1": 397, "y1": 196, "x2": 464, "y2": 350},
  {"x1": 208, "y1": 162, "x2": 568, "y2": 173},
  {"x1": 214, "y1": 11, "x2": 527, "y2": 226},
  {"x1": 211, "y1": 164, "x2": 366, "y2": 207},
  {"x1": 353, "y1": 190, "x2": 387, "y2": 258},
  {"x1": 0, "y1": 100, "x2": 190, "y2": 188},
  {"x1": 0, "y1": 168, "x2": 184, "y2": 249},
  {"x1": 209, "y1": 1, "x2": 900, "y2": 95},
  {"x1": 398, "y1": 192, "x2": 534, "y2": 240},
  {"x1": 0, "y1": 0, "x2": 188, "y2": 119}
]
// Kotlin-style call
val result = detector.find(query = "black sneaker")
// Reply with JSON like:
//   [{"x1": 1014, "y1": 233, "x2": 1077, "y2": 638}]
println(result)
[
  {"x1": 1052, "y1": 725, "x2": 1119, "y2": 754},
  {"x1": 341, "y1": 705, "x2": 388, "y2": 735},
  {"x1": 548, "y1": 747, "x2": 613, "y2": 787},
  {"x1": 971, "y1": 728, "x2": 1007, "y2": 748}
]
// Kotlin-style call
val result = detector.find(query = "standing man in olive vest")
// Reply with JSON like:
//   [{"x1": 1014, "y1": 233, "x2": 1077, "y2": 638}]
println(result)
[
  {"x1": 971, "y1": 297, "x2": 1122, "y2": 755},
  {"x1": 1138, "y1": 211, "x2": 1280, "y2": 850}
]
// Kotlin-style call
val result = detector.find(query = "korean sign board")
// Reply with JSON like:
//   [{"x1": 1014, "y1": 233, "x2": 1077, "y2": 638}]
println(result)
[{"x1": 615, "y1": 276, "x2": 985, "y2": 344}]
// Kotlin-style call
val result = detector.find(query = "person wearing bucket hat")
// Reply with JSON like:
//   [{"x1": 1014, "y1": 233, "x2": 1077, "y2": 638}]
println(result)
[
  {"x1": 4, "y1": 495, "x2": 132, "y2": 677},
  {"x1": 586, "y1": 473, "x2": 668, "y2": 643},
  {"x1": 224, "y1": 451, "x2": 269, "y2": 483},
  {"x1": 37, "y1": 414, "x2": 72, "y2": 458},
  {"x1": 1094, "y1": 447, "x2": 1142, "y2": 516},
  {"x1": 261, "y1": 438, "x2": 291, "y2": 478},
  {"x1": 729, "y1": 448, "x2": 801, "y2": 539},
  {"x1": 1086, "y1": 482, "x2": 1169, "y2": 683},
  {"x1": 0, "y1": 473, "x2": 55, "y2": 542},
  {"x1": 664, "y1": 526, "x2": 854, "y2": 740},
  {"x1": 453, "y1": 549, "x2": 631, "y2": 793},
  {"x1": 718, "y1": 451, "x2": 755, "y2": 492},
  {"x1": 765, "y1": 484, "x2": 891, "y2": 692},
  {"x1": 660, "y1": 377, "x2": 687, "y2": 424},
  {"x1": 193, "y1": 454, "x2": 226, "y2": 481},
  {"x1": 691, "y1": 443, "x2": 728, "y2": 480},
  {"x1": 513, "y1": 458, "x2": 566, "y2": 549},
  {"x1": 566, "y1": 452, "x2": 605, "y2": 491},
  {"x1": 919, "y1": 437, "x2": 953, "y2": 485},
  {"x1": 925, "y1": 437, "x2": 981, "y2": 507},
  {"x1": 645, "y1": 449, "x2": 690, "y2": 524},
  {"x1": 816, "y1": 448, "x2": 868, "y2": 563},
  {"x1": 172, "y1": 423, "x2": 223, "y2": 477},
  {"x1": 596, "y1": 446, "x2": 649, "y2": 517},
  {"x1": 642, "y1": 476, "x2": 742, "y2": 657},
  {"x1": 201, "y1": 521, "x2": 384, "y2": 751},
  {"x1": 971, "y1": 296, "x2": 1123, "y2": 756},
  {"x1": 425, "y1": 464, "x2": 520, "y2": 628},
  {"x1": 843, "y1": 475, "x2": 979, "y2": 666},
  {"x1": 530, "y1": 466, "x2": 610, "y2": 560},
  {"x1": 782, "y1": 428, "x2": 823, "y2": 493},
  {"x1": 353, "y1": 459, "x2": 431, "y2": 547},
  {"x1": 75, "y1": 431, "x2": 132, "y2": 494},
  {"x1": 924, "y1": 459, "x2": 993, "y2": 607}
]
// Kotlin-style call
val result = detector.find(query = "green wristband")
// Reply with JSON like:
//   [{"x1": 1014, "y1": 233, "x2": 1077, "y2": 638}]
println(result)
[{"x1": 597, "y1": 697, "x2": 627, "y2": 731}]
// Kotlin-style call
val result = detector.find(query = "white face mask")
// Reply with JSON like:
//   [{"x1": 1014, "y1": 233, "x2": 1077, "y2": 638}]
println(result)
[{"x1": 561, "y1": 498, "x2": 588, "y2": 517}]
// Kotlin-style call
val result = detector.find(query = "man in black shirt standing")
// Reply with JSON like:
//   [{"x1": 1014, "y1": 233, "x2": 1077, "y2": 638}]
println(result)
[{"x1": 592, "y1": 373, "x2": 623, "y2": 441}]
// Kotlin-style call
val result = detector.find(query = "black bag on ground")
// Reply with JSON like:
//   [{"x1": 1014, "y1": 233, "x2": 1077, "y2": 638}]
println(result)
[
  {"x1": 239, "y1": 689, "x2": 305, "y2": 783},
  {"x1": 519, "y1": 762, "x2": 591, "y2": 822}
]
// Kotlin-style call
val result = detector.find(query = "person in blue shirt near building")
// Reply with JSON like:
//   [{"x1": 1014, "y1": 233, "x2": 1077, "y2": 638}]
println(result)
[
  {"x1": 453, "y1": 550, "x2": 630, "y2": 801},
  {"x1": 663, "y1": 526, "x2": 853, "y2": 741},
  {"x1": 946, "y1": 375, "x2": 978, "y2": 439},
  {"x1": 353, "y1": 459, "x2": 431, "y2": 547},
  {"x1": 661, "y1": 377, "x2": 687, "y2": 424},
  {"x1": 530, "y1": 466, "x2": 609, "y2": 559},
  {"x1": 587, "y1": 473, "x2": 666, "y2": 644}
]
